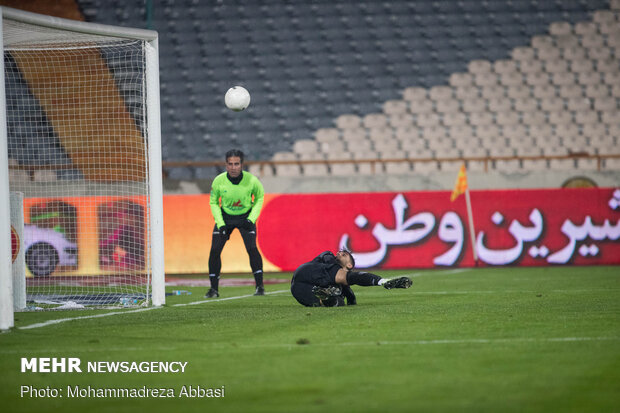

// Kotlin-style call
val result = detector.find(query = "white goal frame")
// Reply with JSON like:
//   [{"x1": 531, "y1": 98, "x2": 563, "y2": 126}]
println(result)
[{"x1": 0, "y1": 7, "x2": 165, "y2": 329}]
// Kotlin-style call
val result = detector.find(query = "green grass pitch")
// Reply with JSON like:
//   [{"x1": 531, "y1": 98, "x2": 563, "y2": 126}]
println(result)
[{"x1": 1, "y1": 266, "x2": 619, "y2": 413}]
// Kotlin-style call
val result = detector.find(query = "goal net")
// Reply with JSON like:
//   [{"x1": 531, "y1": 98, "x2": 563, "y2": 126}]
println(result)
[{"x1": 0, "y1": 7, "x2": 164, "y2": 315}]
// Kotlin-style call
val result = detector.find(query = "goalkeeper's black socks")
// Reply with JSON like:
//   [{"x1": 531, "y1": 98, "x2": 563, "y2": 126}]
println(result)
[
  {"x1": 253, "y1": 270, "x2": 264, "y2": 288},
  {"x1": 209, "y1": 273, "x2": 219, "y2": 290},
  {"x1": 346, "y1": 271, "x2": 382, "y2": 286}
]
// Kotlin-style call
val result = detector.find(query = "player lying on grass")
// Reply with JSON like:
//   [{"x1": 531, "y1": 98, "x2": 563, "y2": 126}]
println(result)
[{"x1": 291, "y1": 249, "x2": 412, "y2": 307}]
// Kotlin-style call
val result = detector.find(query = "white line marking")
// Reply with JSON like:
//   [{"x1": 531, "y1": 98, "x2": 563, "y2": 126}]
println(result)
[
  {"x1": 408, "y1": 289, "x2": 619, "y2": 295},
  {"x1": 18, "y1": 307, "x2": 160, "y2": 330},
  {"x1": 17, "y1": 289, "x2": 290, "y2": 330},
  {"x1": 399, "y1": 269, "x2": 471, "y2": 278},
  {"x1": 2, "y1": 336, "x2": 616, "y2": 355},
  {"x1": 220, "y1": 336, "x2": 620, "y2": 349},
  {"x1": 172, "y1": 289, "x2": 289, "y2": 307}
]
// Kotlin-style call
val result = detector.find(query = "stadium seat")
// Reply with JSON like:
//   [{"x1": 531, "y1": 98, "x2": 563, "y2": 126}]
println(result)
[
  {"x1": 585, "y1": 84, "x2": 612, "y2": 99},
  {"x1": 563, "y1": 45, "x2": 588, "y2": 61},
  {"x1": 537, "y1": 47, "x2": 562, "y2": 62},
  {"x1": 363, "y1": 113, "x2": 388, "y2": 129},
  {"x1": 548, "y1": 110, "x2": 573, "y2": 126},
  {"x1": 408, "y1": 99, "x2": 434, "y2": 114},
  {"x1": 461, "y1": 98, "x2": 487, "y2": 113},
  {"x1": 353, "y1": 150, "x2": 380, "y2": 175},
  {"x1": 594, "y1": 57, "x2": 618, "y2": 74},
  {"x1": 506, "y1": 85, "x2": 531, "y2": 99},
  {"x1": 563, "y1": 135, "x2": 590, "y2": 152},
  {"x1": 559, "y1": 84, "x2": 584, "y2": 99},
  {"x1": 388, "y1": 113, "x2": 415, "y2": 128},
  {"x1": 436, "y1": 99, "x2": 460, "y2": 114},
  {"x1": 601, "y1": 111, "x2": 620, "y2": 126},
  {"x1": 412, "y1": 160, "x2": 440, "y2": 174},
  {"x1": 417, "y1": 113, "x2": 441, "y2": 128},
  {"x1": 336, "y1": 114, "x2": 362, "y2": 129},
  {"x1": 319, "y1": 140, "x2": 347, "y2": 154},
  {"x1": 367, "y1": 126, "x2": 393, "y2": 141},
  {"x1": 248, "y1": 163, "x2": 274, "y2": 177},
  {"x1": 515, "y1": 98, "x2": 540, "y2": 113},
  {"x1": 479, "y1": 85, "x2": 506, "y2": 99},
  {"x1": 548, "y1": 158, "x2": 576, "y2": 170},
  {"x1": 315, "y1": 128, "x2": 340, "y2": 143},
  {"x1": 406, "y1": 147, "x2": 434, "y2": 159},
  {"x1": 496, "y1": 111, "x2": 520, "y2": 127},
  {"x1": 488, "y1": 145, "x2": 515, "y2": 158},
  {"x1": 395, "y1": 126, "x2": 419, "y2": 142},
  {"x1": 449, "y1": 125, "x2": 477, "y2": 142},
  {"x1": 499, "y1": 72, "x2": 525, "y2": 87},
  {"x1": 469, "y1": 112, "x2": 494, "y2": 127},
  {"x1": 474, "y1": 72, "x2": 500, "y2": 87},
  {"x1": 274, "y1": 163, "x2": 302, "y2": 177},
  {"x1": 522, "y1": 159, "x2": 548, "y2": 171},
  {"x1": 515, "y1": 145, "x2": 543, "y2": 157},
  {"x1": 330, "y1": 162, "x2": 357, "y2": 176},
  {"x1": 461, "y1": 146, "x2": 487, "y2": 158},
  {"x1": 488, "y1": 97, "x2": 513, "y2": 112},
  {"x1": 303, "y1": 162, "x2": 330, "y2": 177},
  {"x1": 494, "y1": 159, "x2": 521, "y2": 171},
  {"x1": 512, "y1": 46, "x2": 536, "y2": 62},
  {"x1": 449, "y1": 72, "x2": 474, "y2": 87},
  {"x1": 374, "y1": 139, "x2": 400, "y2": 153},
  {"x1": 549, "y1": 22, "x2": 573, "y2": 36},
  {"x1": 455, "y1": 86, "x2": 480, "y2": 100},
  {"x1": 383, "y1": 100, "x2": 408, "y2": 115},
  {"x1": 421, "y1": 125, "x2": 447, "y2": 140},
  {"x1": 583, "y1": 124, "x2": 608, "y2": 140},
  {"x1": 402, "y1": 87, "x2": 427, "y2": 101},
  {"x1": 526, "y1": 72, "x2": 551, "y2": 86},
  {"x1": 442, "y1": 112, "x2": 468, "y2": 127},
  {"x1": 493, "y1": 59, "x2": 518, "y2": 75},
  {"x1": 566, "y1": 97, "x2": 592, "y2": 111},
  {"x1": 502, "y1": 124, "x2": 528, "y2": 140}
]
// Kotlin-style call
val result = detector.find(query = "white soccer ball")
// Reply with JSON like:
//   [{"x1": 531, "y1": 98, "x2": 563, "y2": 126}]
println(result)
[{"x1": 224, "y1": 86, "x2": 251, "y2": 112}]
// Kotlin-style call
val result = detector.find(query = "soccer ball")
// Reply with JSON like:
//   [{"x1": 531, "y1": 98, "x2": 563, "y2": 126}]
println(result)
[{"x1": 224, "y1": 86, "x2": 251, "y2": 111}]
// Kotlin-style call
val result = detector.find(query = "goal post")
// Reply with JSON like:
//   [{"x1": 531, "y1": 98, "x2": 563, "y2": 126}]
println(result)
[
  {"x1": 0, "y1": 9, "x2": 13, "y2": 329},
  {"x1": 0, "y1": 6, "x2": 164, "y2": 320}
]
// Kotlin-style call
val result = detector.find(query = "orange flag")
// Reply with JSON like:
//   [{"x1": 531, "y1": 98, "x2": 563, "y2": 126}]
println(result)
[{"x1": 450, "y1": 164, "x2": 468, "y2": 202}]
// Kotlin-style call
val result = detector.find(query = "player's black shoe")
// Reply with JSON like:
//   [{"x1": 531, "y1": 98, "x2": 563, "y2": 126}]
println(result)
[
  {"x1": 254, "y1": 285, "x2": 265, "y2": 296},
  {"x1": 205, "y1": 288, "x2": 219, "y2": 298},
  {"x1": 312, "y1": 285, "x2": 342, "y2": 301},
  {"x1": 383, "y1": 277, "x2": 412, "y2": 289}
]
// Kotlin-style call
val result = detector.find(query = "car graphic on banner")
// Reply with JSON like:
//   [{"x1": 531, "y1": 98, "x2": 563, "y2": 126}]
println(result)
[{"x1": 23, "y1": 224, "x2": 78, "y2": 277}]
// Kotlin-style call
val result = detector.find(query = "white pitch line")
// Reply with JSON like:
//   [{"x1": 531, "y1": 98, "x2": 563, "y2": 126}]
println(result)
[
  {"x1": 399, "y1": 268, "x2": 471, "y2": 278},
  {"x1": 18, "y1": 306, "x2": 160, "y2": 330},
  {"x1": 3, "y1": 336, "x2": 616, "y2": 355},
  {"x1": 172, "y1": 289, "x2": 289, "y2": 307},
  {"x1": 409, "y1": 288, "x2": 620, "y2": 295},
  {"x1": 17, "y1": 289, "x2": 290, "y2": 330},
  {"x1": 218, "y1": 336, "x2": 620, "y2": 349}
]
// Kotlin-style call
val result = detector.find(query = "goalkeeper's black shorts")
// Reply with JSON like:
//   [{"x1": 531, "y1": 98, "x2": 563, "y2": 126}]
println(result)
[{"x1": 290, "y1": 262, "x2": 337, "y2": 307}]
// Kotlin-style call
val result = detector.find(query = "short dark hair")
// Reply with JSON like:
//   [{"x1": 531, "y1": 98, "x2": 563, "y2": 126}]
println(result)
[
  {"x1": 225, "y1": 149, "x2": 244, "y2": 163},
  {"x1": 339, "y1": 248, "x2": 355, "y2": 269}
]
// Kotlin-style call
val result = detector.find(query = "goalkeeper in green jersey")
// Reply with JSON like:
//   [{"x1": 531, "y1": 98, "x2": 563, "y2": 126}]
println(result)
[{"x1": 206, "y1": 149, "x2": 265, "y2": 298}]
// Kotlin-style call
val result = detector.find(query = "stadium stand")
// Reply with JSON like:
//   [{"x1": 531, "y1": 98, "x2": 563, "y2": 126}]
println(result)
[{"x1": 8, "y1": 0, "x2": 617, "y2": 180}]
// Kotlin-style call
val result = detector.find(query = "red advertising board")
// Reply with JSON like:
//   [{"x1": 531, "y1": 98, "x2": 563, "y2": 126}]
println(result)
[{"x1": 257, "y1": 188, "x2": 620, "y2": 270}]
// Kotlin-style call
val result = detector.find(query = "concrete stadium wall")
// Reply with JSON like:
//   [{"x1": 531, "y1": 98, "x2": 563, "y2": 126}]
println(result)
[
  {"x1": 163, "y1": 170, "x2": 620, "y2": 195},
  {"x1": 8, "y1": 170, "x2": 620, "y2": 199}
]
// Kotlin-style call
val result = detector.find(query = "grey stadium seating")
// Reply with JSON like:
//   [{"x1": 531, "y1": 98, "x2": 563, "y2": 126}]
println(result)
[{"x1": 61, "y1": 0, "x2": 619, "y2": 178}]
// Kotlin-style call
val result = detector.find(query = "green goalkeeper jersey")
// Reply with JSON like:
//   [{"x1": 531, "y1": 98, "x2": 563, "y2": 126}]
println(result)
[{"x1": 209, "y1": 171, "x2": 265, "y2": 228}]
